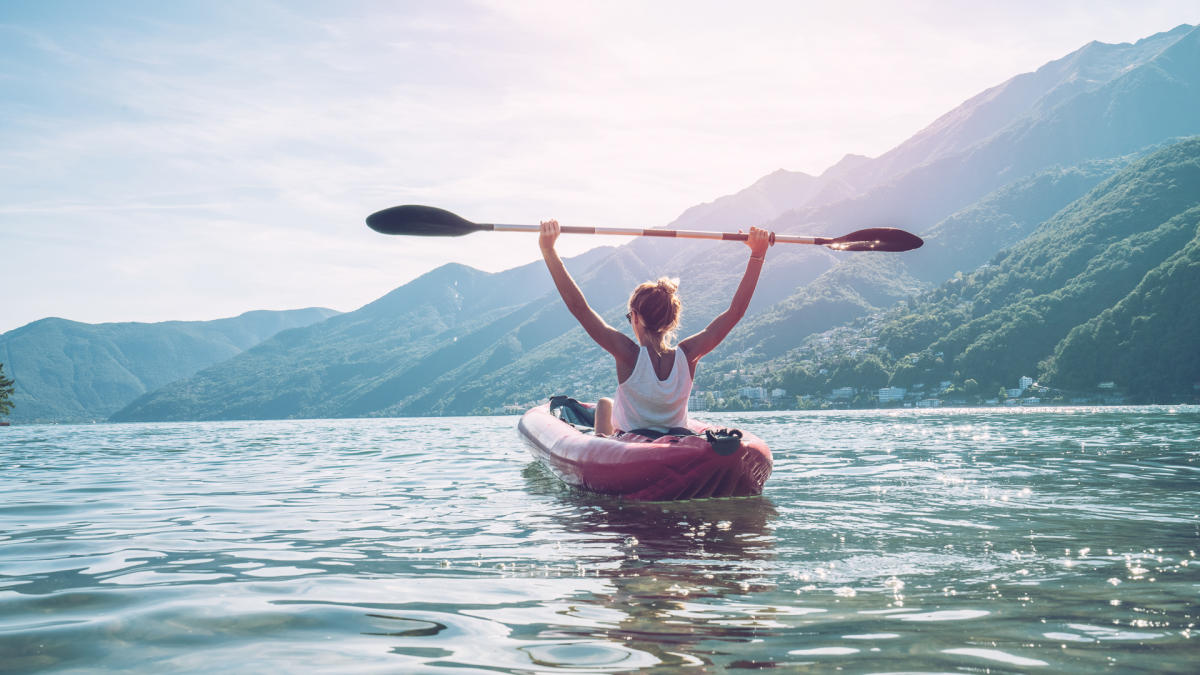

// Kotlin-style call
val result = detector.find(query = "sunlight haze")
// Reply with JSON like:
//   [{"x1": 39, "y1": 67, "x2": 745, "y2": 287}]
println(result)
[{"x1": 2, "y1": 0, "x2": 1196, "y2": 333}]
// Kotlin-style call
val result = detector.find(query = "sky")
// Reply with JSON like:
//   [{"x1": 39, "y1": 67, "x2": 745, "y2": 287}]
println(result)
[{"x1": 2, "y1": 1, "x2": 1197, "y2": 334}]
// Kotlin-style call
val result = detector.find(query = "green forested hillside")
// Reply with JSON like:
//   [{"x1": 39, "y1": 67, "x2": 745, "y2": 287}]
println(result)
[
  {"x1": 0, "y1": 308, "x2": 339, "y2": 423},
  {"x1": 861, "y1": 138, "x2": 1200, "y2": 399},
  {"x1": 722, "y1": 254, "x2": 927, "y2": 360},
  {"x1": 1041, "y1": 216, "x2": 1200, "y2": 399},
  {"x1": 901, "y1": 156, "x2": 1133, "y2": 282}
]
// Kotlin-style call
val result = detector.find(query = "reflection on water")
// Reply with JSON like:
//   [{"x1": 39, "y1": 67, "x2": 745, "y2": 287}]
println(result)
[
  {"x1": 0, "y1": 407, "x2": 1197, "y2": 672},
  {"x1": 524, "y1": 477, "x2": 782, "y2": 669}
]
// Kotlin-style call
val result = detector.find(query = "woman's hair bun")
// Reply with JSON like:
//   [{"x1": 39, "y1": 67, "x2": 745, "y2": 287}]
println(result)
[{"x1": 629, "y1": 277, "x2": 682, "y2": 349}]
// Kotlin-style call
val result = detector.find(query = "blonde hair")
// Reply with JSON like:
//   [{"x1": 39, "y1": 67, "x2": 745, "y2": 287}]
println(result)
[{"x1": 629, "y1": 277, "x2": 681, "y2": 352}]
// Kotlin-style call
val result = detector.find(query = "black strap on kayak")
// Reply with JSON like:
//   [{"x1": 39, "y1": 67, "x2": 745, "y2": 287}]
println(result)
[
  {"x1": 625, "y1": 426, "x2": 743, "y2": 456},
  {"x1": 625, "y1": 426, "x2": 697, "y2": 440},
  {"x1": 705, "y1": 428, "x2": 743, "y2": 456},
  {"x1": 548, "y1": 395, "x2": 596, "y2": 428}
]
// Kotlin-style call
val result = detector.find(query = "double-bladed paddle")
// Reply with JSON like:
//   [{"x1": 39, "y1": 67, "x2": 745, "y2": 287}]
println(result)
[{"x1": 366, "y1": 204, "x2": 923, "y2": 252}]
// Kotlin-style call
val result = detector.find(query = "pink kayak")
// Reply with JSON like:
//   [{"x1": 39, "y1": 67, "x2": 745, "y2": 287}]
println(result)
[{"x1": 517, "y1": 401, "x2": 773, "y2": 501}]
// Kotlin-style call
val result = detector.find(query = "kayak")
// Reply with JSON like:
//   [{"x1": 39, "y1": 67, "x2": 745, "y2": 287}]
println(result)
[{"x1": 517, "y1": 399, "x2": 773, "y2": 501}]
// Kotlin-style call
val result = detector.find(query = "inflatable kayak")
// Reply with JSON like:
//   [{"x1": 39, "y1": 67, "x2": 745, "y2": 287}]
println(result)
[{"x1": 518, "y1": 397, "x2": 772, "y2": 501}]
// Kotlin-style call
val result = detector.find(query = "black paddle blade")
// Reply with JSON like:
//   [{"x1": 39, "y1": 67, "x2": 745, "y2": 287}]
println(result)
[
  {"x1": 827, "y1": 227, "x2": 923, "y2": 252},
  {"x1": 366, "y1": 205, "x2": 483, "y2": 236}
]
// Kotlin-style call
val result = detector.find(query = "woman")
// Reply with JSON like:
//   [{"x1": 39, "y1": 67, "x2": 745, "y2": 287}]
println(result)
[{"x1": 539, "y1": 219, "x2": 772, "y2": 436}]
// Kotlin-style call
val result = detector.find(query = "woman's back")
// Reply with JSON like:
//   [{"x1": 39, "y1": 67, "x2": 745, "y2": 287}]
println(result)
[{"x1": 612, "y1": 346, "x2": 692, "y2": 432}]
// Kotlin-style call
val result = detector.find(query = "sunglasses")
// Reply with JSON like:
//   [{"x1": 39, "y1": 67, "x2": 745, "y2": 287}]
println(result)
[{"x1": 625, "y1": 311, "x2": 633, "y2": 323}]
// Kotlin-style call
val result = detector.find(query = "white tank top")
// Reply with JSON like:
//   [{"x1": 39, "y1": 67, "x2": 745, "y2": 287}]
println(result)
[{"x1": 612, "y1": 346, "x2": 692, "y2": 433}]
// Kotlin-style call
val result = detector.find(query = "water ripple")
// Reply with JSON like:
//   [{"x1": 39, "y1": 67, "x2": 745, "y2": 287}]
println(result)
[{"x1": 1, "y1": 408, "x2": 1197, "y2": 672}]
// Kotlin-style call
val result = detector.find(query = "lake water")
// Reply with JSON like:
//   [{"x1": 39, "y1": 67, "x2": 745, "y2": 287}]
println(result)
[{"x1": 1, "y1": 407, "x2": 1197, "y2": 673}]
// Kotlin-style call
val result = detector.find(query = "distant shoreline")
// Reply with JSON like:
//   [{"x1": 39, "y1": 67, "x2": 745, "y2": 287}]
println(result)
[{"x1": 4, "y1": 402, "x2": 1199, "y2": 427}]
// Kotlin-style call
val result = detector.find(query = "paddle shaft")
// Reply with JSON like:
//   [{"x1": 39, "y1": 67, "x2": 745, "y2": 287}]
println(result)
[
  {"x1": 365, "y1": 205, "x2": 923, "y2": 251},
  {"x1": 481, "y1": 222, "x2": 819, "y2": 245}
]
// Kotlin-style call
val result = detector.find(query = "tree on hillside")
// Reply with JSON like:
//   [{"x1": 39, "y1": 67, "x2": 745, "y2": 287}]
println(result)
[
  {"x1": 828, "y1": 355, "x2": 890, "y2": 390},
  {"x1": 0, "y1": 363, "x2": 13, "y2": 418}
]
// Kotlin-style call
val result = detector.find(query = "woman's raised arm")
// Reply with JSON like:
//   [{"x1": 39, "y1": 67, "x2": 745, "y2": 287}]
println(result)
[
  {"x1": 540, "y1": 220, "x2": 633, "y2": 359},
  {"x1": 679, "y1": 226, "x2": 772, "y2": 368}
]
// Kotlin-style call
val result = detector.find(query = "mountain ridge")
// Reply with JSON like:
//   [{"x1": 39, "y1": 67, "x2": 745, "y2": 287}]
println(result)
[
  {"x1": 14, "y1": 24, "x2": 1200, "y2": 422},
  {"x1": 0, "y1": 307, "x2": 340, "y2": 423}
]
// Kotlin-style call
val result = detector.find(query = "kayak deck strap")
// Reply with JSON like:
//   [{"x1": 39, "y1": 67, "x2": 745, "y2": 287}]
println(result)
[{"x1": 625, "y1": 426, "x2": 695, "y2": 440}]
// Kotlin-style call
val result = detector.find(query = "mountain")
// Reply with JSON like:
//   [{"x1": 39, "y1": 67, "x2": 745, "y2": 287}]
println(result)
[
  {"x1": 901, "y1": 154, "x2": 1141, "y2": 281},
  {"x1": 771, "y1": 24, "x2": 1200, "y2": 241},
  {"x1": 836, "y1": 25, "x2": 1197, "y2": 197},
  {"x1": 864, "y1": 138, "x2": 1200, "y2": 398},
  {"x1": 114, "y1": 25, "x2": 1200, "y2": 420},
  {"x1": 692, "y1": 23, "x2": 1200, "y2": 368},
  {"x1": 627, "y1": 24, "x2": 1200, "y2": 371},
  {"x1": 0, "y1": 307, "x2": 339, "y2": 423},
  {"x1": 683, "y1": 24, "x2": 1197, "y2": 245},
  {"x1": 464, "y1": 24, "x2": 1200, "y2": 406},
  {"x1": 719, "y1": 149, "x2": 1152, "y2": 361},
  {"x1": 112, "y1": 248, "x2": 621, "y2": 421},
  {"x1": 661, "y1": 155, "x2": 869, "y2": 235}
]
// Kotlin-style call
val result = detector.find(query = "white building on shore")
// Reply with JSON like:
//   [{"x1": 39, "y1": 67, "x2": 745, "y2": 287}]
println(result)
[{"x1": 738, "y1": 386, "x2": 767, "y2": 402}]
